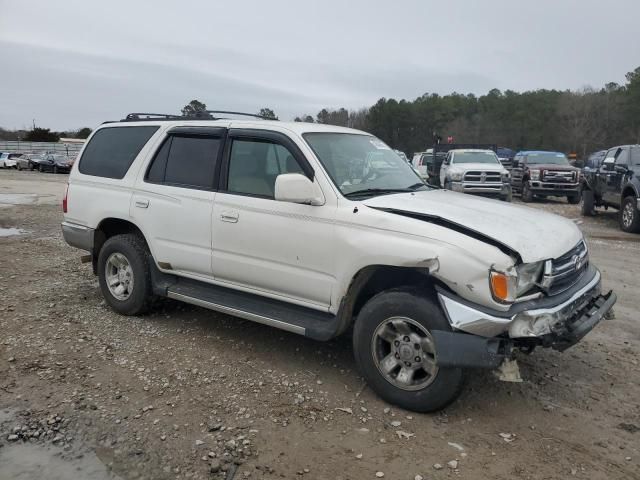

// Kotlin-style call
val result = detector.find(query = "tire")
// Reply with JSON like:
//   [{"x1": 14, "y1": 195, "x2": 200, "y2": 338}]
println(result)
[
  {"x1": 53, "y1": 165, "x2": 58, "y2": 174},
  {"x1": 352, "y1": 288, "x2": 464, "y2": 412},
  {"x1": 444, "y1": 180, "x2": 452, "y2": 191},
  {"x1": 501, "y1": 187, "x2": 513, "y2": 202},
  {"x1": 567, "y1": 194, "x2": 580, "y2": 204},
  {"x1": 522, "y1": 182, "x2": 533, "y2": 202},
  {"x1": 97, "y1": 234, "x2": 154, "y2": 315},
  {"x1": 29, "y1": 163, "x2": 34, "y2": 171},
  {"x1": 619, "y1": 195, "x2": 640, "y2": 233},
  {"x1": 16, "y1": 164, "x2": 21, "y2": 171},
  {"x1": 581, "y1": 189, "x2": 595, "y2": 216},
  {"x1": 38, "y1": 165, "x2": 43, "y2": 172}
]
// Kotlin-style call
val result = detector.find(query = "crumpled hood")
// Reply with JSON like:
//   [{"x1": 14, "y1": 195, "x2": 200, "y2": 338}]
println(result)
[{"x1": 363, "y1": 189, "x2": 582, "y2": 263}]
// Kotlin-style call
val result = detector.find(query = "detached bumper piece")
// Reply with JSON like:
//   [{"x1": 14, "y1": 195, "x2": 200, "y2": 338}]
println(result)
[
  {"x1": 535, "y1": 290, "x2": 616, "y2": 352},
  {"x1": 432, "y1": 331, "x2": 512, "y2": 369}
]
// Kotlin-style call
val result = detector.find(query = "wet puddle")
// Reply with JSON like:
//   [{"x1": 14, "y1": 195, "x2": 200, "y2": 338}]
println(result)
[
  {"x1": 0, "y1": 193, "x2": 39, "y2": 206},
  {"x1": 0, "y1": 227, "x2": 27, "y2": 237},
  {"x1": 0, "y1": 443, "x2": 121, "y2": 480}
]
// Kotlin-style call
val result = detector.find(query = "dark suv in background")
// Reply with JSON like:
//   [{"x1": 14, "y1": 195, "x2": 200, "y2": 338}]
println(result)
[
  {"x1": 510, "y1": 151, "x2": 581, "y2": 203},
  {"x1": 581, "y1": 145, "x2": 640, "y2": 233}
]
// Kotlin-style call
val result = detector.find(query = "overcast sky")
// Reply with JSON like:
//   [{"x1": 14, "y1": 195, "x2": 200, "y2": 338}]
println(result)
[{"x1": 1, "y1": 0, "x2": 638, "y2": 131}]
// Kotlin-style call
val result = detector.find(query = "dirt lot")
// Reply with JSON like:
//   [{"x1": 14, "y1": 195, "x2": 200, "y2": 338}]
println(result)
[{"x1": 1, "y1": 169, "x2": 639, "y2": 480}]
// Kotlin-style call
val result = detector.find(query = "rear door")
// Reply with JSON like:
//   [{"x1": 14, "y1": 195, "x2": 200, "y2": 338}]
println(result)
[{"x1": 131, "y1": 127, "x2": 224, "y2": 279}]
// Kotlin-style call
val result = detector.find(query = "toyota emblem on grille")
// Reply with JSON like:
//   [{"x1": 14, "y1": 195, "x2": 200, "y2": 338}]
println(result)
[
  {"x1": 480, "y1": 172, "x2": 487, "y2": 183},
  {"x1": 572, "y1": 254, "x2": 583, "y2": 271}
]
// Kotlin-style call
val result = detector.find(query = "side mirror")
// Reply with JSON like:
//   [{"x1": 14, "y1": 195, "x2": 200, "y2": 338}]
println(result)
[
  {"x1": 614, "y1": 165, "x2": 628, "y2": 174},
  {"x1": 274, "y1": 173, "x2": 324, "y2": 206},
  {"x1": 603, "y1": 158, "x2": 615, "y2": 171}
]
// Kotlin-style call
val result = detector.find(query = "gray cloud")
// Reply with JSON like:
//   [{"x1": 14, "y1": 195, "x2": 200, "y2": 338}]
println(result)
[{"x1": 0, "y1": 0, "x2": 638, "y2": 130}]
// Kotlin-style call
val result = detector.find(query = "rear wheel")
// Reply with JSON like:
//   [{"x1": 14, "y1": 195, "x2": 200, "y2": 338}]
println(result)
[
  {"x1": 581, "y1": 189, "x2": 595, "y2": 216},
  {"x1": 97, "y1": 234, "x2": 154, "y2": 315},
  {"x1": 522, "y1": 182, "x2": 533, "y2": 202},
  {"x1": 353, "y1": 288, "x2": 464, "y2": 412},
  {"x1": 620, "y1": 196, "x2": 640, "y2": 233}
]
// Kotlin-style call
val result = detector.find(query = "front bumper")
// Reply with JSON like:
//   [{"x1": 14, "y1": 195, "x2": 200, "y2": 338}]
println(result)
[
  {"x1": 437, "y1": 265, "x2": 614, "y2": 341},
  {"x1": 61, "y1": 221, "x2": 94, "y2": 252},
  {"x1": 451, "y1": 181, "x2": 510, "y2": 196},
  {"x1": 528, "y1": 180, "x2": 580, "y2": 195},
  {"x1": 432, "y1": 265, "x2": 615, "y2": 368}
]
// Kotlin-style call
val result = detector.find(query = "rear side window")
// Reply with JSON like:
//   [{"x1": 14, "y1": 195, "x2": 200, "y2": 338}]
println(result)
[
  {"x1": 145, "y1": 135, "x2": 221, "y2": 190},
  {"x1": 79, "y1": 126, "x2": 158, "y2": 179}
]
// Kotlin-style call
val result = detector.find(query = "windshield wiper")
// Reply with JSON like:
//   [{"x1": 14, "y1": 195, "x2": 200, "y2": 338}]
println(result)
[{"x1": 344, "y1": 188, "x2": 413, "y2": 199}]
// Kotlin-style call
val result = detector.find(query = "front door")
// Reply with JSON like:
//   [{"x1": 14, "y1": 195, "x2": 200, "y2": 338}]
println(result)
[
  {"x1": 211, "y1": 129, "x2": 336, "y2": 310},
  {"x1": 131, "y1": 127, "x2": 225, "y2": 278},
  {"x1": 600, "y1": 147, "x2": 629, "y2": 207}
]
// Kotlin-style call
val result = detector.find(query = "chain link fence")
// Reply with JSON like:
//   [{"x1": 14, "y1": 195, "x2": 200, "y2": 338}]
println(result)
[{"x1": 0, "y1": 140, "x2": 85, "y2": 158}]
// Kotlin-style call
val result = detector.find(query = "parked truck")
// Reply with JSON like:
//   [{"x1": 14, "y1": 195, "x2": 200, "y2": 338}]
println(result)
[{"x1": 581, "y1": 144, "x2": 640, "y2": 232}]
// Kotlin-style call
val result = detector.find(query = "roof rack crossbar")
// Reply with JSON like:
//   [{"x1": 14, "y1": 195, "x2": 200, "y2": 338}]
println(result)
[
  {"x1": 205, "y1": 110, "x2": 272, "y2": 120},
  {"x1": 120, "y1": 110, "x2": 276, "y2": 122}
]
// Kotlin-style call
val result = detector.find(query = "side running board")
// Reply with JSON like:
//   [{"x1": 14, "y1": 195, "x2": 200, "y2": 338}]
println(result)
[{"x1": 163, "y1": 277, "x2": 340, "y2": 341}]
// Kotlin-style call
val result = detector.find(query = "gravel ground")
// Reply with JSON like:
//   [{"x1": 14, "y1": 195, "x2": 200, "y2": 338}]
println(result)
[{"x1": 1, "y1": 169, "x2": 639, "y2": 480}]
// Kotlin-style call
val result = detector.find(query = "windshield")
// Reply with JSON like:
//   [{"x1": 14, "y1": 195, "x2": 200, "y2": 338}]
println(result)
[
  {"x1": 451, "y1": 151, "x2": 500, "y2": 165},
  {"x1": 304, "y1": 133, "x2": 427, "y2": 197},
  {"x1": 527, "y1": 152, "x2": 569, "y2": 165}
]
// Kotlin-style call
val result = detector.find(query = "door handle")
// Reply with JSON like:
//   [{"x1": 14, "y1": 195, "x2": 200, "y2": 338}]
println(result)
[
  {"x1": 135, "y1": 199, "x2": 150, "y2": 208},
  {"x1": 220, "y1": 211, "x2": 239, "y2": 223}
]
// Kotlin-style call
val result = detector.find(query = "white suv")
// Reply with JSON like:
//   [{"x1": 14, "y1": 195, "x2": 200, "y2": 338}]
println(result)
[{"x1": 62, "y1": 112, "x2": 615, "y2": 412}]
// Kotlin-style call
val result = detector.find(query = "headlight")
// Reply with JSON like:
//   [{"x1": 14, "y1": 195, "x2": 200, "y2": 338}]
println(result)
[
  {"x1": 529, "y1": 169, "x2": 540, "y2": 180},
  {"x1": 449, "y1": 171, "x2": 463, "y2": 181},
  {"x1": 515, "y1": 261, "x2": 544, "y2": 296},
  {"x1": 501, "y1": 172, "x2": 510, "y2": 181},
  {"x1": 490, "y1": 261, "x2": 544, "y2": 303}
]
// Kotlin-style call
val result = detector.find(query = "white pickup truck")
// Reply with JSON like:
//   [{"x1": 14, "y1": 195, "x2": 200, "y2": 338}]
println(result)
[{"x1": 61, "y1": 112, "x2": 616, "y2": 412}]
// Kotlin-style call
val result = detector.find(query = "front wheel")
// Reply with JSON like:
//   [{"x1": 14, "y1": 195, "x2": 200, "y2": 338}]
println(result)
[
  {"x1": 353, "y1": 289, "x2": 464, "y2": 412},
  {"x1": 97, "y1": 234, "x2": 154, "y2": 315},
  {"x1": 581, "y1": 189, "x2": 595, "y2": 216},
  {"x1": 522, "y1": 182, "x2": 533, "y2": 202},
  {"x1": 620, "y1": 196, "x2": 640, "y2": 233},
  {"x1": 567, "y1": 194, "x2": 580, "y2": 204},
  {"x1": 501, "y1": 188, "x2": 513, "y2": 202}
]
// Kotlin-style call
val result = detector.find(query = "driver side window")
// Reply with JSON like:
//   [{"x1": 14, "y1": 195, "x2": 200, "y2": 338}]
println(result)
[{"x1": 227, "y1": 139, "x2": 303, "y2": 198}]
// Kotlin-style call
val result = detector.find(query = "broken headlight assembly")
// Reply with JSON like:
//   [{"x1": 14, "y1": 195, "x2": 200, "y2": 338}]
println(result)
[{"x1": 490, "y1": 261, "x2": 544, "y2": 304}]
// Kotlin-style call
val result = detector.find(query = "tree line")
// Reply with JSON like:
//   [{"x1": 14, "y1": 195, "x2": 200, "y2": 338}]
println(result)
[{"x1": 288, "y1": 66, "x2": 640, "y2": 158}]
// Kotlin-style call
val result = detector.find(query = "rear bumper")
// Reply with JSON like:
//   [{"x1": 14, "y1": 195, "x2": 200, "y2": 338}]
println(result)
[
  {"x1": 451, "y1": 181, "x2": 510, "y2": 196},
  {"x1": 61, "y1": 221, "x2": 94, "y2": 252}
]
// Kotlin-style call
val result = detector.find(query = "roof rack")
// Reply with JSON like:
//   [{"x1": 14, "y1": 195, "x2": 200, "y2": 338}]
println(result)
[{"x1": 120, "y1": 110, "x2": 275, "y2": 122}]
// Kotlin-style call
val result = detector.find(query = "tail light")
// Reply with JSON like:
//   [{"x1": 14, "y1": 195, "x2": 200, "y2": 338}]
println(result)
[{"x1": 63, "y1": 183, "x2": 69, "y2": 213}]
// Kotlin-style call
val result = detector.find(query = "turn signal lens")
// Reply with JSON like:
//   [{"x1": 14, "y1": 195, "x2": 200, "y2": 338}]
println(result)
[{"x1": 490, "y1": 271, "x2": 513, "y2": 303}]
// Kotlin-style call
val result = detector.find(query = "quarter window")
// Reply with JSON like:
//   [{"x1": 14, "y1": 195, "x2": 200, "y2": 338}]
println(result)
[
  {"x1": 79, "y1": 126, "x2": 158, "y2": 179},
  {"x1": 226, "y1": 139, "x2": 303, "y2": 198},
  {"x1": 145, "y1": 135, "x2": 221, "y2": 189}
]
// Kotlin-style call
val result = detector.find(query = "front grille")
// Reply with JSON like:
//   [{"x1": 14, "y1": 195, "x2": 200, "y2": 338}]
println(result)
[
  {"x1": 542, "y1": 170, "x2": 576, "y2": 183},
  {"x1": 464, "y1": 171, "x2": 502, "y2": 183},
  {"x1": 542, "y1": 240, "x2": 588, "y2": 295},
  {"x1": 499, "y1": 158, "x2": 512, "y2": 170}
]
